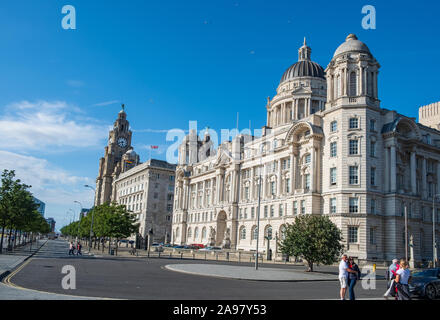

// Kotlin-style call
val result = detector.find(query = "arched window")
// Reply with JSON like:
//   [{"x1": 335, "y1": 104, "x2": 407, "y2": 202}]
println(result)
[
  {"x1": 280, "y1": 225, "x2": 287, "y2": 241},
  {"x1": 251, "y1": 226, "x2": 258, "y2": 240},
  {"x1": 349, "y1": 71, "x2": 357, "y2": 97},
  {"x1": 239, "y1": 227, "x2": 246, "y2": 240},
  {"x1": 194, "y1": 227, "x2": 199, "y2": 240},
  {"x1": 187, "y1": 228, "x2": 192, "y2": 239},
  {"x1": 202, "y1": 227, "x2": 206, "y2": 239}
]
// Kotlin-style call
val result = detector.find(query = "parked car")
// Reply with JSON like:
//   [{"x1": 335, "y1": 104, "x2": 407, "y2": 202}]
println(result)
[
  {"x1": 151, "y1": 243, "x2": 161, "y2": 247},
  {"x1": 409, "y1": 268, "x2": 440, "y2": 300},
  {"x1": 173, "y1": 245, "x2": 185, "y2": 249},
  {"x1": 199, "y1": 246, "x2": 222, "y2": 251},
  {"x1": 163, "y1": 243, "x2": 173, "y2": 247},
  {"x1": 191, "y1": 244, "x2": 205, "y2": 249}
]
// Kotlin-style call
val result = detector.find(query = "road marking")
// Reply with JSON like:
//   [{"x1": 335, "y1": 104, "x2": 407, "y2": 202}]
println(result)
[{"x1": 2, "y1": 243, "x2": 118, "y2": 300}]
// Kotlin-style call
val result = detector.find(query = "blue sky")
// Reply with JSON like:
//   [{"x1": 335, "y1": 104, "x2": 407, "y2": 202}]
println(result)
[{"x1": 0, "y1": 0, "x2": 439, "y2": 230}]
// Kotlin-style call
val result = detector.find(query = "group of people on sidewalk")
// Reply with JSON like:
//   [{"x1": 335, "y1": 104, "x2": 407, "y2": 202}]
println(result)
[
  {"x1": 338, "y1": 254, "x2": 412, "y2": 300},
  {"x1": 68, "y1": 241, "x2": 82, "y2": 256},
  {"x1": 383, "y1": 258, "x2": 412, "y2": 300}
]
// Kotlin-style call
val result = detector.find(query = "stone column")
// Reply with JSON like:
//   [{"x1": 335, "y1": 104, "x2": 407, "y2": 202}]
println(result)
[
  {"x1": 250, "y1": 167, "x2": 255, "y2": 200},
  {"x1": 410, "y1": 151, "x2": 417, "y2": 195},
  {"x1": 310, "y1": 146, "x2": 315, "y2": 192},
  {"x1": 422, "y1": 157, "x2": 427, "y2": 199},
  {"x1": 290, "y1": 152, "x2": 295, "y2": 194},
  {"x1": 281, "y1": 103, "x2": 286, "y2": 124},
  {"x1": 183, "y1": 179, "x2": 189, "y2": 210},
  {"x1": 384, "y1": 146, "x2": 389, "y2": 192},
  {"x1": 390, "y1": 144, "x2": 397, "y2": 192},
  {"x1": 294, "y1": 99, "x2": 298, "y2": 120},
  {"x1": 262, "y1": 164, "x2": 267, "y2": 199},
  {"x1": 277, "y1": 159, "x2": 282, "y2": 196},
  {"x1": 359, "y1": 67, "x2": 364, "y2": 95},
  {"x1": 437, "y1": 162, "x2": 440, "y2": 194}
]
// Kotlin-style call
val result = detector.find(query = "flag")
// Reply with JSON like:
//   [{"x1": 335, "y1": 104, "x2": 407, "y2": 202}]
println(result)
[
  {"x1": 125, "y1": 160, "x2": 133, "y2": 164},
  {"x1": 151, "y1": 145, "x2": 159, "y2": 149}
]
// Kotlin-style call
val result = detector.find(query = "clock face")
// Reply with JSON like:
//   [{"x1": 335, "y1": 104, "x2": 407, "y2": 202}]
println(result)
[{"x1": 117, "y1": 137, "x2": 127, "y2": 148}]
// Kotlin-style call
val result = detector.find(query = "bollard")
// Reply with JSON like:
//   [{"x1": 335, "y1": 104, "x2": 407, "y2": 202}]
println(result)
[
  {"x1": 180, "y1": 252, "x2": 183, "y2": 259},
  {"x1": 169, "y1": 252, "x2": 172, "y2": 259},
  {"x1": 158, "y1": 252, "x2": 161, "y2": 258},
  {"x1": 373, "y1": 264, "x2": 376, "y2": 273},
  {"x1": 238, "y1": 252, "x2": 241, "y2": 263},
  {"x1": 216, "y1": 252, "x2": 218, "y2": 261},
  {"x1": 193, "y1": 253, "x2": 195, "y2": 260}
]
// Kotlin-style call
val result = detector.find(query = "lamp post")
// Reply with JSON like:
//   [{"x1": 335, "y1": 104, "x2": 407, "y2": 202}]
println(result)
[
  {"x1": 74, "y1": 200, "x2": 83, "y2": 243},
  {"x1": 68, "y1": 209, "x2": 74, "y2": 241},
  {"x1": 84, "y1": 185, "x2": 96, "y2": 252},
  {"x1": 432, "y1": 194, "x2": 439, "y2": 267}
]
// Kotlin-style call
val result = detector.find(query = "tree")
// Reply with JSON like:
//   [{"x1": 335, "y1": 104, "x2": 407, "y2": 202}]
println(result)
[{"x1": 279, "y1": 215, "x2": 344, "y2": 272}]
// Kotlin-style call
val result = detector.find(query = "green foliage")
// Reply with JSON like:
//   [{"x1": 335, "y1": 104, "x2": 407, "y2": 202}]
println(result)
[
  {"x1": 279, "y1": 215, "x2": 344, "y2": 271},
  {"x1": 60, "y1": 203, "x2": 139, "y2": 240},
  {"x1": 0, "y1": 169, "x2": 50, "y2": 252}
]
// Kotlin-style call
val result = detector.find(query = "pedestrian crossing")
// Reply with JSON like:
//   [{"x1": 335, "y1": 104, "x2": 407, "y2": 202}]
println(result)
[{"x1": 31, "y1": 239, "x2": 94, "y2": 260}]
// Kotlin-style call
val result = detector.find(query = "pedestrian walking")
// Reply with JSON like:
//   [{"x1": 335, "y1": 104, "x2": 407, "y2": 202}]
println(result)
[
  {"x1": 68, "y1": 241, "x2": 74, "y2": 255},
  {"x1": 77, "y1": 242, "x2": 82, "y2": 255},
  {"x1": 384, "y1": 258, "x2": 399, "y2": 299},
  {"x1": 347, "y1": 257, "x2": 361, "y2": 300},
  {"x1": 395, "y1": 259, "x2": 411, "y2": 300}
]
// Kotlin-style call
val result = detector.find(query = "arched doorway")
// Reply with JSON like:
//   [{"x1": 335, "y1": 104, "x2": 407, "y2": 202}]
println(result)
[{"x1": 216, "y1": 211, "x2": 227, "y2": 246}]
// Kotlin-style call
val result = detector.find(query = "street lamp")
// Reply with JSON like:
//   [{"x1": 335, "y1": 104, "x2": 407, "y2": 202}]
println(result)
[
  {"x1": 432, "y1": 195, "x2": 439, "y2": 267},
  {"x1": 74, "y1": 200, "x2": 83, "y2": 242},
  {"x1": 84, "y1": 185, "x2": 96, "y2": 252}
]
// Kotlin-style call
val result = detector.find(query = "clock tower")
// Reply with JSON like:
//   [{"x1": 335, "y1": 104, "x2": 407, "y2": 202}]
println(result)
[{"x1": 95, "y1": 104, "x2": 137, "y2": 205}]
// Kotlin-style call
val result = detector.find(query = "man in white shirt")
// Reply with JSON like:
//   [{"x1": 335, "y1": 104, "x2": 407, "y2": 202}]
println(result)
[{"x1": 339, "y1": 254, "x2": 349, "y2": 300}]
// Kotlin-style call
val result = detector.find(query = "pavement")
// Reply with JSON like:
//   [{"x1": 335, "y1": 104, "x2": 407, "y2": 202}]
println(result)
[{"x1": 165, "y1": 264, "x2": 339, "y2": 281}]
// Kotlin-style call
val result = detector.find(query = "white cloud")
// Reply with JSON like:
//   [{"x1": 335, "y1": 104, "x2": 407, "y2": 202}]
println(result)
[
  {"x1": 0, "y1": 150, "x2": 94, "y2": 207},
  {"x1": 93, "y1": 100, "x2": 120, "y2": 107},
  {"x1": 0, "y1": 100, "x2": 108, "y2": 151}
]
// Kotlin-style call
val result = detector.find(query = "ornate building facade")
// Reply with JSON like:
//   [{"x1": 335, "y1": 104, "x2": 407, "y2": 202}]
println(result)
[{"x1": 171, "y1": 34, "x2": 440, "y2": 264}]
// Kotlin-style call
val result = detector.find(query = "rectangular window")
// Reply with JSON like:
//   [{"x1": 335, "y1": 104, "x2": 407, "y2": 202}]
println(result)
[
  {"x1": 244, "y1": 208, "x2": 248, "y2": 219},
  {"x1": 286, "y1": 179, "x2": 291, "y2": 193},
  {"x1": 370, "y1": 227, "x2": 376, "y2": 245},
  {"x1": 305, "y1": 154, "x2": 311, "y2": 164},
  {"x1": 305, "y1": 174, "x2": 310, "y2": 190},
  {"x1": 330, "y1": 142, "x2": 337, "y2": 157},
  {"x1": 264, "y1": 205, "x2": 268, "y2": 218},
  {"x1": 349, "y1": 118, "x2": 359, "y2": 129},
  {"x1": 301, "y1": 200, "x2": 306, "y2": 214},
  {"x1": 348, "y1": 226, "x2": 358, "y2": 243},
  {"x1": 293, "y1": 201, "x2": 298, "y2": 215},
  {"x1": 270, "y1": 205, "x2": 274, "y2": 217},
  {"x1": 349, "y1": 166, "x2": 358, "y2": 185},
  {"x1": 370, "y1": 167, "x2": 376, "y2": 186},
  {"x1": 370, "y1": 141, "x2": 376, "y2": 157},
  {"x1": 330, "y1": 198, "x2": 337, "y2": 214},
  {"x1": 271, "y1": 181, "x2": 276, "y2": 195},
  {"x1": 251, "y1": 207, "x2": 255, "y2": 219},
  {"x1": 349, "y1": 140, "x2": 358, "y2": 155},
  {"x1": 331, "y1": 121, "x2": 337, "y2": 132},
  {"x1": 279, "y1": 204, "x2": 283, "y2": 217},
  {"x1": 370, "y1": 119, "x2": 376, "y2": 132},
  {"x1": 330, "y1": 167, "x2": 337, "y2": 185},
  {"x1": 371, "y1": 199, "x2": 376, "y2": 214},
  {"x1": 349, "y1": 197, "x2": 359, "y2": 213}
]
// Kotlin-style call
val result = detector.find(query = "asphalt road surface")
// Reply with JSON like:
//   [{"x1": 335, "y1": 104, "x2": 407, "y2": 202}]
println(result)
[{"x1": 7, "y1": 240, "x2": 391, "y2": 300}]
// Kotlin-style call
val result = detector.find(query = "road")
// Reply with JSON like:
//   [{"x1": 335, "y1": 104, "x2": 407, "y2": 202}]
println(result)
[{"x1": 5, "y1": 240, "x2": 393, "y2": 300}]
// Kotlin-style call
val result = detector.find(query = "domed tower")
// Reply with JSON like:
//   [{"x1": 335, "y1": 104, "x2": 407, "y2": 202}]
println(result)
[
  {"x1": 267, "y1": 38, "x2": 327, "y2": 128},
  {"x1": 325, "y1": 34, "x2": 380, "y2": 109}
]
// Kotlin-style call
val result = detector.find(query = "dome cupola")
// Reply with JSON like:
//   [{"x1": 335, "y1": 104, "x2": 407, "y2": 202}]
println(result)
[{"x1": 280, "y1": 38, "x2": 325, "y2": 84}]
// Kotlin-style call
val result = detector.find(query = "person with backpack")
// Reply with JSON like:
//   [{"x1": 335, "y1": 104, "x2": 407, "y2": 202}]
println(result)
[
  {"x1": 395, "y1": 259, "x2": 412, "y2": 300},
  {"x1": 68, "y1": 241, "x2": 74, "y2": 255},
  {"x1": 347, "y1": 257, "x2": 361, "y2": 300},
  {"x1": 384, "y1": 258, "x2": 399, "y2": 299}
]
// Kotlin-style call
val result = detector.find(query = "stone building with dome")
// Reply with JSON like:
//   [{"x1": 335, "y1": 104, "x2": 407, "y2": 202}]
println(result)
[
  {"x1": 94, "y1": 106, "x2": 176, "y2": 245},
  {"x1": 171, "y1": 34, "x2": 440, "y2": 265}
]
